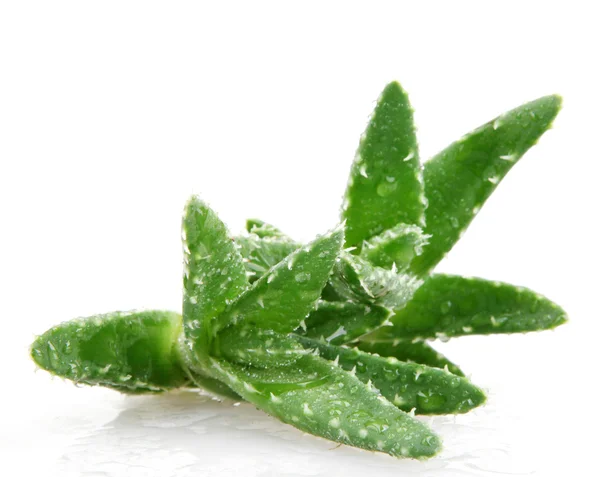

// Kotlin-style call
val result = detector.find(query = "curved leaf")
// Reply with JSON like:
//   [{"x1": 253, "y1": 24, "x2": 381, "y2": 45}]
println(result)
[
  {"x1": 410, "y1": 95, "x2": 562, "y2": 276},
  {"x1": 182, "y1": 197, "x2": 248, "y2": 369},
  {"x1": 208, "y1": 354, "x2": 441, "y2": 458},
  {"x1": 217, "y1": 226, "x2": 344, "y2": 335},
  {"x1": 360, "y1": 223, "x2": 430, "y2": 271},
  {"x1": 296, "y1": 337, "x2": 484, "y2": 415},
  {"x1": 330, "y1": 253, "x2": 422, "y2": 309},
  {"x1": 30, "y1": 310, "x2": 189, "y2": 393},
  {"x1": 234, "y1": 234, "x2": 298, "y2": 282},
  {"x1": 302, "y1": 300, "x2": 393, "y2": 345},
  {"x1": 356, "y1": 340, "x2": 464, "y2": 377},
  {"x1": 365, "y1": 274, "x2": 568, "y2": 342},
  {"x1": 215, "y1": 328, "x2": 308, "y2": 368},
  {"x1": 236, "y1": 223, "x2": 422, "y2": 311},
  {"x1": 187, "y1": 372, "x2": 242, "y2": 400}
]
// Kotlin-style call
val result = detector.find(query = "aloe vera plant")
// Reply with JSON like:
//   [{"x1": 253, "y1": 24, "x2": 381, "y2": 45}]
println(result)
[
  {"x1": 240, "y1": 81, "x2": 566, "y2": 362},
  {"x1": 31, "y1": 81, "x2": 566, "y2": 459}
]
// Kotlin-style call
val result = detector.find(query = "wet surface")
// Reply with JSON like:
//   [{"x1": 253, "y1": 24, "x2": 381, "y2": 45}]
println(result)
[
  {"x1": 9, "y1": 329, "x2": 587, "y2": 476},
  {"x1": 29, "y1": 390, "x2": 534, "y2": 477}
]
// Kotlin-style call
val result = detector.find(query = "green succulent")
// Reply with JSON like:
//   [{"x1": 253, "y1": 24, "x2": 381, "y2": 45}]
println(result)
[{"x1": 30, "y1": 81, "x2": 566, "y2": 459}]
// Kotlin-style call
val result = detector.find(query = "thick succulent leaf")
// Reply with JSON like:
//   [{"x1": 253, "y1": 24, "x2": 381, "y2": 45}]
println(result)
[
  {"x1": 330, "y1": 252, "x2": 422, "y2": 309},
  {"x1": 30, "y1": 310, "x2": 244, "y2": 398},
  {"x1": 208, "y1": 354, "x2": 441, "y2": 458},
  {"x1": 236, "y1": 223, "x2": 420, "y2": 309},
  {"x1": 187, "y1": 372, "x2": 242, "y2": 400},
  {"x1": 365, "y1": 274, "x2": 568, "y2": 342},
  {"x1": 356, "y1": 340, "x2": 464, "y2": 377},
  {"x1": 30, "y1": 311, "x2": 190, "y2": 393},
  {"x1": 296, "y1": 337, "x2": 484, "y2": 415},
  {"x1": 360, "y1": 223, "x2": 430, "y2": 271},
  {"x1": 217, "y1": 226, "x2": 344, "y2": 335},
  {"x1": 301, "y1": 300, "x2": 393, "y2": 345},
  {"x1": 215, "y1": 328, "x2": 309, "y2": 368},
  {"x1": 182, "y1": 197, "x2": 248, "y2": 367},
  {"x1": 245, "y1": 218, "x2": 287, "y2": 238},
  {"x1": 410, "y1": 95, "x2": 562, "y2": 276},
  {"x1": 234, "y1": 234, "x2": 298, "y2": 282},
  {"x1": 342, "y1": 82, "x2": 425, "y2": 248}
]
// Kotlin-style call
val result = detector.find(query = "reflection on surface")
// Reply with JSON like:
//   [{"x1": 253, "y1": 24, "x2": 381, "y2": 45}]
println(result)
[{"x1": 55, "y1": 390, "x2": 535, "y2": 477}]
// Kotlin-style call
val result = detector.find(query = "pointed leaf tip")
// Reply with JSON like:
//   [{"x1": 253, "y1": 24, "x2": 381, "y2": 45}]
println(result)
[
  {"x1": 410, "y1": 94, "x2": 563, "y2": 276},
  {"x1": 366, "y1": 274, "x2": 568, "y2": 341},
  {"x1": 182, "y1": 198, "x2": 248, "y2": 369},
  {"x1": 245, "y1": 218, "x2": 288, "y2": 239},
  {"x1": 217, "y1": 226, "x2": 345, "y2": 336},
  {"x1": 183, "y1": 195, "x2": 208, "y2": 217},
  {"x1": 297, "y1": 336, "x2": 486, "y2": 415},
  {"x1": 342, "y1": 81, "x2": 424, "y2": 248},
  {"x1": 209, "y1": 354, "x2": 441, "y2": 458}
]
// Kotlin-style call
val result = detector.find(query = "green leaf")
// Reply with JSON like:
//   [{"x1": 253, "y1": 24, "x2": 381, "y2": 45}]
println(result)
[
  {"x1": 364, "y1": 274, "x2": 568, "y2": 342},
  {"x1": 320, "y1": 282, "x2": 345, "y2": 302},
  {"x1": 360, "y1": 223, "x2": 430, "y2": 271},
  {"x1": 342, "y1": 81, "x2": 425, "y2": 248},
  {"x1": 30, "y1": 310, "x2": 190, "y2": 393},
  {"x1": 208, "y1": 354, "x2": 441, "y2": 458},
  {"x1": 234, "y1": 234, "x2": 298, "y2": 282},
  {"x1": 410, "y1": 95, "x2": 562, "y2": 276},
  {"x1": 217, "y1": 226, "x2": 344, "y2": 335},
  {"x1": 301, "y1": 300, "x2": 393, "y2": 345},
  {"x1": 356, "y1": 340, "x2": 465, "y2": 377},
  {"x1": 215, "y1": 328, "x2": 309, "y2": 368},
  {"x1": 296, "y1": 337, "x2": 484, "y2": 415},
  {"x1": 30, "y1": 309, "x2": 245, "y2": 399},
  {"x1": 329, "y1": 253, "x2": 422, "y2": 309},
  {"x1": 182, "y1": 197, "x2": 248, "y2": 368},
  {"x1": 236, "y1": 223, "x2": 421, "y2": 310},
  {"x1": 245, "y1": 218, "x2": 287, "y2": 239},
  {"x1": 186, "y1": 372, "x2": 242, "y2": 400}
]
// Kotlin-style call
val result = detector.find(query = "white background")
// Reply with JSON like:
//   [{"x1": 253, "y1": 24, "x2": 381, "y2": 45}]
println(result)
[{"x1": 1, "y1": 2, "x2": 598, "y2": 475}]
